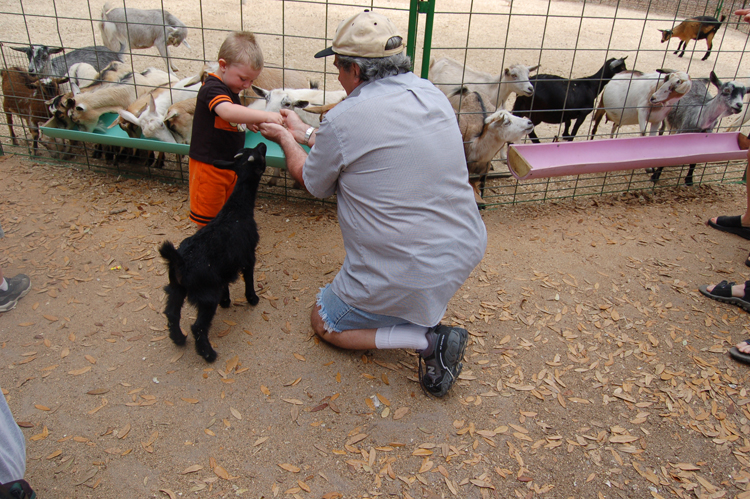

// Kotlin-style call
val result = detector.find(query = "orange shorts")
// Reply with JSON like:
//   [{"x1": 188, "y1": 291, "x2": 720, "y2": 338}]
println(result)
[{"x1": 189, "y1": 158, "x2": 237, "y2": 226}]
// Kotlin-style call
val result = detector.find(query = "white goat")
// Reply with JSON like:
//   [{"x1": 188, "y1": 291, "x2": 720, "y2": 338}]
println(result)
[
  {"x1": 449, "y1": 88, "x2": 534, "y2": 204},
  {"x1": 67, "y1": 68, "x2": 174, "y2": 132},
  {"x1": 251, "y1": 86, "x2": 347, "y2": 127},
  {"x1": 240, "y1": 67, "x2": 314, "y2": 106},
  {"x1": 429, "y1": 56, "x2": 539, "y2": 109},
  {"x1": 252, "y1": 86, "x2": 347, "y2": 187},
  {"x1": 117, "y1": 74, "x2": 201, "y2": 143},
  {"x1": 590, "y1": 70, "x2": 692, "y2": 138},
  {"x1": 100, "y1": 2, "x2": 190, "y2": 73}
]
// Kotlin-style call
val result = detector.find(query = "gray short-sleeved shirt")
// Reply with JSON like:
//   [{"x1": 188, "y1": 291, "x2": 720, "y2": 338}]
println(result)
[{"x1": 303, "y1": 72, "x2": 487, "y2": 327}]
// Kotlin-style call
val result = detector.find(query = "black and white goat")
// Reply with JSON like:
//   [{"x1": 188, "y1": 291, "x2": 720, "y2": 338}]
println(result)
[
  {"x1": 512, "y1": 57, "x2": 628, "y2": 142},
  {"x1": 159, "y1": 145, "x2": 266, "y2": 362},
  {"x1": 10, "y1": 44, "x2": 122, "y2": 78},
  {"x1": 650, "y1": 71, "x2": 745, "y2": 185}
]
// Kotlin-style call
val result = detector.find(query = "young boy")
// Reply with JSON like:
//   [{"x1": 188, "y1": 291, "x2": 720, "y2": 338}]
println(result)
[{"x1": 188, "y1": 31, "x2": 283, "y2": 226}]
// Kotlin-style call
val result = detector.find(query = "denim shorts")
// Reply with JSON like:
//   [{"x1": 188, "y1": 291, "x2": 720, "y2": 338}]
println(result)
[{"x1": 316, "y1": 284, "x2": 407, "y2": 333}]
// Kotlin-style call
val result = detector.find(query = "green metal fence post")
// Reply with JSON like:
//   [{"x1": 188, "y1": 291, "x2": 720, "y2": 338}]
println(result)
[{"x1": 406, "y1": 0, "x2": 436, "y2": 78}]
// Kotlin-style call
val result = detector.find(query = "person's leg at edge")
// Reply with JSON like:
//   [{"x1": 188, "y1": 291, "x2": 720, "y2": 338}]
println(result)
[
  {"x1": 704, "y1": 281, "x2": 750, "y2": 355},
  {"x1": 709, "y1": 149, "x2": 750, "y2": 227}
]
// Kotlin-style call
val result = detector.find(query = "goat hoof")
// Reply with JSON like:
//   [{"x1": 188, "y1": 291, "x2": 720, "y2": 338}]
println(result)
[
  {"x1": 169, "y1": 327, "x2": 187, "y2": 346},
  {"x1": 247, "y1": 294, "x2": 260, "y2": 306},
  {"x1": 197, "y1": 343, "x2": 217, "y2": 363},
  {"x1": 685, "y1": 178, "x2": 694, "y2": 187},
  {"x1": 219, "y1": 298, "x2": 231, "y2": 308}
]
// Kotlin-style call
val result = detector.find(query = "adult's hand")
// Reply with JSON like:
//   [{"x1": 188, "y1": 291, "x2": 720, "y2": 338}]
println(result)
[
  {"x1": 259, "y1": 122, "x2": 290, "y2": 144},
  {"x1": 736, "y1": 9, "x2": 750, "y2": 23},
  {"x1": 280, "y1": 109, "x2": 313, "y2": 144}
]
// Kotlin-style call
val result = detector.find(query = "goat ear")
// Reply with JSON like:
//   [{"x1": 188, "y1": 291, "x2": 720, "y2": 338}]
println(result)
[
  {"x1": 49, "y1": 47, "x2": 64, "y2": 55},
  {"x1": 252, "y1": 85, "x2": 269, "y2": 99},
  {"x1": 71, "y1": 82, "x2": 81, "y2": 96},
  {"x1": 118, "y1": 109, "x2": 141, "y2": 126},
  {"x1": 10, "y1": 46, "x2": 32, "y2": 55},
  {"x1": 148, "y1": 94, "x2": 157, "y2": 113},
  {"x1": 709, "y1": 71, "x2": 721, "y2": 88},
  {"x1": 163, "y1": 109, "x2": 178, "y2": 123},
  {"x1": 54, "y1": 76, "x2": 70, "y2": 85},
  {"x1": 528, "y1": 64, "x2": 540, "y2": 73},
  {"x1": 183, "y1": 74, "x2": 201, "y2": 87}
]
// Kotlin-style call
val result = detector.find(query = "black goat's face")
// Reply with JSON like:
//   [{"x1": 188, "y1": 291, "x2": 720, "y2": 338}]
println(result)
[{"x1": 214, "y1": 144, "x2": 267, "y2": 180}]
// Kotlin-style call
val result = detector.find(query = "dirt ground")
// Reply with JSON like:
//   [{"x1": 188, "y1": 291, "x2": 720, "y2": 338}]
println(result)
[
  {"x1": 3, "y1": 152, "x2": 750, "y2": 499},
  {"x1": 5, "y1": 0, "x2": 750, "y2": 498}
]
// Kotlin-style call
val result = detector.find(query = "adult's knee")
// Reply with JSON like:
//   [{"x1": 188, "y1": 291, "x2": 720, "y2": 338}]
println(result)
[{"x1": 310, "y1": 306, "x2": 329, "y2": 339}]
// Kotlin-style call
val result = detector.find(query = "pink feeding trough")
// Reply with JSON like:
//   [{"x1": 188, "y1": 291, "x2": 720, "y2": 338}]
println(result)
[{"x1": 507, "y1": 132, "x2": 750, "y2": 180}]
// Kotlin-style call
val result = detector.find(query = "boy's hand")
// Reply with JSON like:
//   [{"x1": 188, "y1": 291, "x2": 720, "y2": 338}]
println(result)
[
  {"x1": 265, "y1": 112, "x2": 285, "y2": 126},
  {"x1": 736, "y1": 9, "x2": 750, "y2": 23}
]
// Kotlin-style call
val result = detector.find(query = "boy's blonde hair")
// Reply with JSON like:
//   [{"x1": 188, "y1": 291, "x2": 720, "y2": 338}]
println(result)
[{"x1": 218, "y1": 31, "x2": 264, "y2": 70}]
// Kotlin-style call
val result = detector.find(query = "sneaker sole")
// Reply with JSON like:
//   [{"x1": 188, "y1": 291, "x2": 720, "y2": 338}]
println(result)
[
  {"x1": 0, "y1": 299, "x2": 19, "y2": 313},
  {"x1": 442, "y1": 327, "x2": 468, "y2": 367},
  {"x1": 0, "y1": 283, "x2": 32, "y2": 313}
]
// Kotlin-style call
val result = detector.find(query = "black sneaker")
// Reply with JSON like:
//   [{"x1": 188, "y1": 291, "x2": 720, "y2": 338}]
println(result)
[
  {"x1": 0, "y1": 274, "x2": 31, "y2": 312},
  {"x1": 418, "y1": 325, "x2": 468, "y2": 397}
]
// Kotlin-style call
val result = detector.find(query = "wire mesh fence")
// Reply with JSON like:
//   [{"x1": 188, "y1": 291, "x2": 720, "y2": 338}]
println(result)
[{"x1": 0, "y1": 0, "x2": 748, "y2": 207}]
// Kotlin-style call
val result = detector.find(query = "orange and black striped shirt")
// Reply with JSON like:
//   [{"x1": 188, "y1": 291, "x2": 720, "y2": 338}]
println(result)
[{"x1": 189, "y1": 73, "x2": 245, "y2": 164}]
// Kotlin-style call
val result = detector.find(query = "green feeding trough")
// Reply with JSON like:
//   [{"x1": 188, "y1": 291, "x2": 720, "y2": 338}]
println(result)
[{"x1": 40, "y1": 112, "x2": 297, "y2": 170}]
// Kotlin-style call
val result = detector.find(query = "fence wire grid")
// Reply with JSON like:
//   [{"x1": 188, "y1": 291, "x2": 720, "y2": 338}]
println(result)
[{"x1": 1, "y1": 0, "x2": 749, "y2": 207}]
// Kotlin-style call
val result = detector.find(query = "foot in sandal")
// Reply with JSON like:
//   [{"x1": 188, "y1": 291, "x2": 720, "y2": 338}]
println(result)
[
  {"x1": 698, "y1": 280, "x2": 750, "y2": 312},
  {"x1": 730, "y1": 339, "x2": 750, "y2": 365}
]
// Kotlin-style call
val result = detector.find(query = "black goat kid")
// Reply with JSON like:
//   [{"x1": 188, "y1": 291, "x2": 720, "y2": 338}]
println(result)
[
  {"x1": 159, "y1": 144, "x2": 266, "y2": 362},
  {"x1": 513, "y1": 57, "x2": 628, "y2": 142}
]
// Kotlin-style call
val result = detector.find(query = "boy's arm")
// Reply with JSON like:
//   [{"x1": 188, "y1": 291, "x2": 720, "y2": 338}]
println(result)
[{"x1": 214, "y1": 102, "x2": 284, "y2": 126}]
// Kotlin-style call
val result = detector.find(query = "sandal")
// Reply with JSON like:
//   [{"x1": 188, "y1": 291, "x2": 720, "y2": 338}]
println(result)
[
  {"x1": 698, "y1": 280, "x2": 750, "y2": 312},
  {"x1": 707, "y1": 215, "x2": 750, "y2": 240},
  {"x1": 730, "y1": 339, "x2": 750, "y2": 365}
]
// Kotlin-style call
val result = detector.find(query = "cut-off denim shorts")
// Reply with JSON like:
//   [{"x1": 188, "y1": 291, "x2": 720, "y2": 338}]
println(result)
[{"x1": 316, "y1": 283, "x2": 407, "y2": 333}]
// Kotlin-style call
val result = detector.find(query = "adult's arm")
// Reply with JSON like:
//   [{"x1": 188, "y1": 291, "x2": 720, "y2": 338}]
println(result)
[{"x1": 259, "y1": 123, "x2": 308, "y2": 189}]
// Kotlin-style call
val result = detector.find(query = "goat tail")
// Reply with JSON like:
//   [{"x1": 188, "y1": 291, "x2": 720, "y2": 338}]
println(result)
[{"x1": 159, "y1": 240, "x2": 181, "y2": 266}]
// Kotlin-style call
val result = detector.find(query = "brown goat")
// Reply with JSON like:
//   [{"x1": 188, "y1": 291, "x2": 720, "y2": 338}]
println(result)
[
  {"x1": 659, "y1": 15, "x2": 726, "y2": 61},
  {"x1": 2, "y1": 67, "x2": 68, "y2": 155}
]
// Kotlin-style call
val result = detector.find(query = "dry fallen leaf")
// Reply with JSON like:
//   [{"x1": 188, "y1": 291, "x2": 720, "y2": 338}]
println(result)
[
  {"x1": 278, "y1": 463, "x2": 301, "y2": 473},
  {"x1": 68, "y1": 366, "x2": 91, "y2": 376},
  {"x1": 393, "y1": 407, "x2": 409, "y2": 420},
  {"x1": 181, "y1": 464, "x2": 203, "y2": 474},
  {"x1": 230, "y1": 407, "x2": 242, "y2": 420}
]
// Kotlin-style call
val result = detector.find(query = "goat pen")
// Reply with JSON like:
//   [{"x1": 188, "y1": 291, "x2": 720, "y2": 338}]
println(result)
[{"x1": 1, "y1": 0, "x2": 749, "y2": 207}]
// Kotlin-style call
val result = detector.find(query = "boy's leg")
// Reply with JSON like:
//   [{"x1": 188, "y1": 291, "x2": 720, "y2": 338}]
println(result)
[{"x1": 188, "y1": 158, "x2": 237, "y2": 226}]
